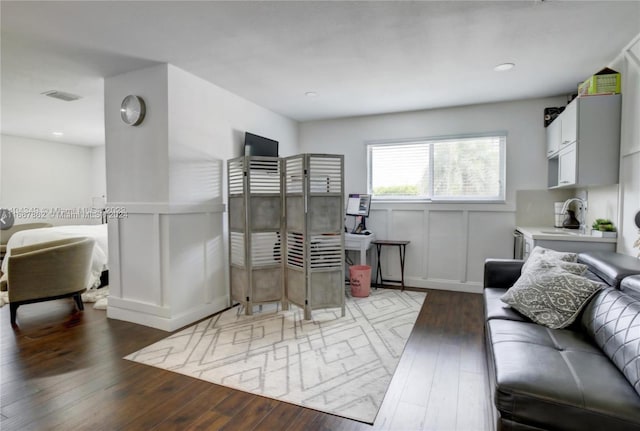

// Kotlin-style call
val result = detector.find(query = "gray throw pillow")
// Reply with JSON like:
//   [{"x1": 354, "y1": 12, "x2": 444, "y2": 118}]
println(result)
[
  {"x1": 525, "y1": 256, "x2": 588, "y2": 276},
  {"x1": 501, "y1": 267, "x2": 603, "y2": 329},
  {"x1": 522, "y1": 246, "x2": 578, "y2": 273}
]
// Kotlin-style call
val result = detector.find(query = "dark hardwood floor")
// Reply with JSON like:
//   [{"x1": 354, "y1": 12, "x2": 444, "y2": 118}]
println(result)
[{"x1": 0, "y1": 288, "x2": 491, "y2": 431}]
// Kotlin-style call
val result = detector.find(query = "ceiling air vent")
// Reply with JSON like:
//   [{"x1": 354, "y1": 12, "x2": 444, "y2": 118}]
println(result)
[{"x1": 41, "y1": 90, "x2": 82, "y2": 102}]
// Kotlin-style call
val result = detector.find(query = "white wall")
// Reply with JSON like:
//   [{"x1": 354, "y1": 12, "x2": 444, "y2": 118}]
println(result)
[
  {"x1": 91, "y1": 145, "x2": 107, "y2": 200},
  {"x1": 106, "y1": 65, "x2": 170, "y2": 203},
  {"x1": 105, "y1": 63, "x2": 298, "y2": 331},
  {"x1": 300, "y1": 97, "x2": 566, "y2": 292},
  {"x1": 166, "y1": 64, "x2": 298, "y2": 204},
  {"x1": 615, "y1": 33, "x2": 640, "y2": 257},
  {"x1": 0, "y1": 134, "x2": 104, "y2": 225},
  {"x1": 583, "y1": 184, "x2": 619, "y2": 229}
]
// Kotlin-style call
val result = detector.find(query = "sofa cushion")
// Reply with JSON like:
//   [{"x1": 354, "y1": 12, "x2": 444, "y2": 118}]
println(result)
[
  {"x1": 484, "y1": 287, "x2": 527, "y2": 322},
  {"x1": 501, "y1": 263, "x2": 603, "y2": 329},
  {"x1": 578, "y1": 251, "x2": 640, "y2": 289},
  {"x1": 581, "y1": 288, "x2": 640, "y2": 397},
  {"x1": 484, "y1": 259, "x2": 524, "y2": 290},
  {"x1": 621, "y1": 275, "x2": 640, "y2": 300},
  {"x1": 487, "y1": 319, "x2": 640, "y2": 430}
]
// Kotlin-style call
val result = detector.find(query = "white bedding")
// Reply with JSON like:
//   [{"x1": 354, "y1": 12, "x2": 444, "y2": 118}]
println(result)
[{"x1": 1, "y1": 224, "x2": 108, "y2": 289}]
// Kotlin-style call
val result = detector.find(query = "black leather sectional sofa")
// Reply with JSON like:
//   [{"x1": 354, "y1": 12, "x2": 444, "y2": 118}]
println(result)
[{"x1": 483, "y1": 251, "x2": 640, "y2": 431}]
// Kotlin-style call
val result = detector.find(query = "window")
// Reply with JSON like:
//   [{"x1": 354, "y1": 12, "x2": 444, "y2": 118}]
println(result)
[{"x1": 367, "y1": 134, "x2": 506, "y2": 202}]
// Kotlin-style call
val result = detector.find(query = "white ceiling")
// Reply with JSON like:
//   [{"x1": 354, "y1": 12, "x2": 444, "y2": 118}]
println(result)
[{"x1": 1, "y1": 1, "x2": 639, "y2": 147}]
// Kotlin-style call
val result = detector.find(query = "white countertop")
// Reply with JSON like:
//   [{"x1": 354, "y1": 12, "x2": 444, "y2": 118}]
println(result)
[{"x1": 516, "y1": 226, "x2": 617, "y2": 243}]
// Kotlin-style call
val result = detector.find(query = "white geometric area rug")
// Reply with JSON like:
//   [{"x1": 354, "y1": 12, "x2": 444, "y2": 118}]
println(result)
[{"x1": 125, "y1": 288, "x2": 426, "y2": 423}]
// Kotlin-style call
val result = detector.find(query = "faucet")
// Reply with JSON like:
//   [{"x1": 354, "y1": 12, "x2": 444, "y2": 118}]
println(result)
[{"x1": 561, "y1": 198, "x2": 588, "y2": 233}]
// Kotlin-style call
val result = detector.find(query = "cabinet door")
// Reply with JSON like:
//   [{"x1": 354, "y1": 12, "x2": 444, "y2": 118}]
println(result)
[
  {"x1": 560, "y1": 100, "x2": 577, "y2": 147},
  {"x1": 546, "y1": 119, "x2": 561, "y2": 157},
  {"x1": 558, "y1": 143, "x2": 576, "y2": 187}
]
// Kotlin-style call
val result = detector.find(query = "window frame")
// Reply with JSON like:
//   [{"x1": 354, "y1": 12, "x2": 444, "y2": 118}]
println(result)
[{"x1": 366, "y1": 132, "x2": 507, "y2": 203}]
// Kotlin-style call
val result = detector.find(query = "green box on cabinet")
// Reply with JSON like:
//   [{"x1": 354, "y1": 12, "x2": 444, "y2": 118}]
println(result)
[{"x1": 578, "y1": 67, "x2": 621, "y2": 96}]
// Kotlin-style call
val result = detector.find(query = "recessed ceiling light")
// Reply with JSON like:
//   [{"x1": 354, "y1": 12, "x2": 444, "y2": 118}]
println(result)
[
  {"x1": 305, "y1": 91, "x2": 318, "y2": 97},
  {"x1": 52, "y1": 131, "x2": 64, "y2": 136},
  {"x1": 494, "y1": 63, "x2": 515, "y2": 72}
]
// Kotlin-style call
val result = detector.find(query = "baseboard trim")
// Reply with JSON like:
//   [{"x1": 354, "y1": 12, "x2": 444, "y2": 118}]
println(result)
[
  {"x1": 107, "y1": 296, "x2": 230, "y2": 332},
  {"x1": 403, "y1": 277, "x2": 483, "y2": 294}
]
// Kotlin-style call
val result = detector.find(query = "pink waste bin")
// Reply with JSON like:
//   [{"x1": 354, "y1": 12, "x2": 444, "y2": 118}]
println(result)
[{"x1": 349, "y1": 265, "x2": 371, "y2": 297}]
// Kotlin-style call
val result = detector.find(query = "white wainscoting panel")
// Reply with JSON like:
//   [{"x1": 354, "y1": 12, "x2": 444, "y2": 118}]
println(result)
[
  {"x1": 368, "y1": 205, "x2": 515, "y2": 293},
  {"x1": 118, "y1": 213, "x2": 162, "y2": 305},
  {"x1": 166, "y1": 212, "x2": 227, "y2": 315},
  {"x1": 428, "y1": 211, "x2": 465, "y2": 281},
  {"x1": 467, "y1": 211, "x2": 517, "y2": 283},
  {"x1": 107, "y1": 203, "x2": 228, "y2": 331}
]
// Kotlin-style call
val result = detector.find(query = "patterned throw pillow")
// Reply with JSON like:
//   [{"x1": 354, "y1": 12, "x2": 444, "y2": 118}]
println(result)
[
  {"x1": 522, "y1": 246, "x2": 578, "y2": 273},
  {"x1": 501, "y1": 265, "x2": 603, "y2": 329}
]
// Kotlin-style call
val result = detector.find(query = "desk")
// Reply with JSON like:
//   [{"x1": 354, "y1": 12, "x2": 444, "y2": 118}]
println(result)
[
  {"x1": 372, "y1": 240, "x2": 410, "y2": 290},
  {"x1": 344, "y1": 232, "x2": 376, "y2": 265}
]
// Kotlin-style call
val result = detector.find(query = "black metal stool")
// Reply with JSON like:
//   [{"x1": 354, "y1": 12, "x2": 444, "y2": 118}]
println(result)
[{"x1": 372, "y1": 240, "x2": 410, "y2": 291}]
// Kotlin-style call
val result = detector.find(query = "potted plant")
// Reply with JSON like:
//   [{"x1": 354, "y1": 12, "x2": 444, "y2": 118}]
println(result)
[{"x1": 591, "y1": 219, "x2": 617, "y2": 238}]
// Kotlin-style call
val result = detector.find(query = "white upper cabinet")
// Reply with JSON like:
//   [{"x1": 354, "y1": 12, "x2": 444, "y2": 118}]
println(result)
[
  {"x1": 546, "y1": 118, "x2": 561, "y2": 157},
  {"x1": 547, "y1": 94, "x2": 621, "y2": 189},
  {"x1": 559, "y1": 101, "x2": 577, "y2": 147}
]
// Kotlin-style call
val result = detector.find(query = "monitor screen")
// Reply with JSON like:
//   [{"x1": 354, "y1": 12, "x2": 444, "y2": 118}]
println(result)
[
  {"x1": 244, "y1": 132, "x2": 279, "y2": 157},
  {"x1": 346, "y1": 194, "x2": 371, "y2": 217}
]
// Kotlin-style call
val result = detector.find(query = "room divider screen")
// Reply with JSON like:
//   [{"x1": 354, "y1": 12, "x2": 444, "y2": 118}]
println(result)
[
  {"x1": 227, "y1": 153, "x2": 344, "y2": 319},
  {"x1": 283, "y1": 154, "x2": 345, "y2": 320},
  {"x1": 227, "y1": 156, "x2": 287, "y2": 315}
]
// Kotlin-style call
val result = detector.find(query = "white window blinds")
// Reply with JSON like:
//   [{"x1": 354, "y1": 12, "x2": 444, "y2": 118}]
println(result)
[{"x1": 367, "y1": 134, "x2": 506, "y2": 201}]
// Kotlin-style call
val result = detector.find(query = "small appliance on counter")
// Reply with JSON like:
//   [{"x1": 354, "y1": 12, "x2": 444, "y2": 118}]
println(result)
[{"x1": 554, "y1": 202, "x2": 564, "y2": 228}]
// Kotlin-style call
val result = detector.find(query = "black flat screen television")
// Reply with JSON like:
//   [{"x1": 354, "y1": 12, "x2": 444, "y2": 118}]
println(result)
[{"x1": 244, "y1": 132, "x2": 279, "y2": 157}]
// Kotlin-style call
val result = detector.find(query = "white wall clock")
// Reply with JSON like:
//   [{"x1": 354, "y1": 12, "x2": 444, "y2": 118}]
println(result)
[{"x1": 120, "y1": 95, "x2": 146, "y2": 126}]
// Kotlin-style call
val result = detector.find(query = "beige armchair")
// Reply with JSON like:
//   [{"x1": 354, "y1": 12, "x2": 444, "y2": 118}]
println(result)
[
  {"x1": 4, "y1": 237, "x2": 94, "y2": 326},
  {"x1": 1, "y1": 223, "x2": 53, "y2": 261}
]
